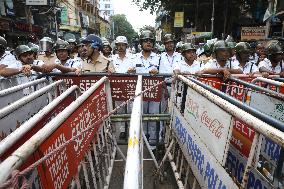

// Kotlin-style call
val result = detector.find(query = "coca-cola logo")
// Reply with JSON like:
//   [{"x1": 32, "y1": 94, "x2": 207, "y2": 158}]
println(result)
[{"x1": 200, "y1": 111, "x2": 224, "y2": 139}]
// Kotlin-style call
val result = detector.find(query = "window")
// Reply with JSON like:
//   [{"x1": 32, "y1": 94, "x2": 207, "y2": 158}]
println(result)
[{"x1": 105, "y1": 4, "x2": 110, "y2": 8}]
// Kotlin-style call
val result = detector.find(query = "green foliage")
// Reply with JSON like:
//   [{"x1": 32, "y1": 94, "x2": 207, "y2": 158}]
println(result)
[{"x1": 110, "y1": 14, "x2": 138, "y2": 44}]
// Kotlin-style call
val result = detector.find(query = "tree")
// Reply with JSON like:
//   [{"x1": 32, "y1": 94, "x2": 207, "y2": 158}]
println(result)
[{"x1": 110, "y1": 14, "x2": 138, "y2": 45}]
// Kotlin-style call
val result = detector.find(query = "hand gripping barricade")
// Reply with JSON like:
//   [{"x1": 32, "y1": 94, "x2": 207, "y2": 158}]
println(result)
[
  {"x1": 158, "y1": 74, "x2": 284, "y2": 189},
  {"x1": 0, "y1": 76, "x2": 117, "y2": 189}
]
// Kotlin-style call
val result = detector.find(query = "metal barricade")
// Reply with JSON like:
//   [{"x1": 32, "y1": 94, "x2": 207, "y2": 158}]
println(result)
[
  {"x1": 50, "y1": 73, "x2": 170, "y2": 148},
  {"x1": 0, "y1": 76, "x2": 116, "y2": 189},
  {"x1": 123, "y1": 75, "x2": 143, "y2": 189},
  {"x1": 161, "y1": 75, "x2": 284, "y2": 189},
  {"x1": 0, "y1": 85, "x2": 80, "y2": 162},
  {"x1": 0, "y1": 78, "x2": 47, "y2": 109},
  {"x1": 0, "y1": 80, "x2": 66, "y2": 141}
]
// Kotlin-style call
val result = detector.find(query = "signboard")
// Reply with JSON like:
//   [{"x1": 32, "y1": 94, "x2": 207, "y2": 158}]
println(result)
[
  {"x1": 249, "y1": 92, "x2": 284, "y2": 122},
  {"x1": 241, "y1": 27, "x2": 266, "y2": 41},
  {"x1": 26, "y1": 0, "x2": 47, "y2": 5},
  {"x1": 230, "y1": 118, "x2": 255, "y2": 158},
  {"x1": 224, "y1": 81, "x2": 247, "y2": 102},
  {"x1": 172, "y1": 108, "x2": 238, "y2": 189},
  {"x1": 174, "y1": 12, "x2": 184, "y2": 28},
  {"x1": 184, "y1": 87, "x2": 233, "y2": 163},
  {"x1": 53, "y1": 76, "x2": 163, "y2": 102},
  {"x1": 36, "y1": 83, "x2": 108, "y2": 189},
  {"x1": 197, "y1": 77, "x2": 222, "y2": 90}
]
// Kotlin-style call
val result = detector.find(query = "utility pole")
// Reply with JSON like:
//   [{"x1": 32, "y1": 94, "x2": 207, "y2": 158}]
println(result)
[
  {"x1": 54, "y1": 8, "x2": 61, "y2": 41},
  {"x1": 211, "y1": 0, "x2": 215, "y2": 38},
  {"x1": 266, "y1": 0, "x2": 274, "y2": 38}
]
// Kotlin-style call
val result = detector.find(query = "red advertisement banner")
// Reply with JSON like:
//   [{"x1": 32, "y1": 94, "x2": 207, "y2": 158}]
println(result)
[
  {"x1": 230, "y1": 118, "x2": 255, "y2": 158},
  {"x1": 53, "y1": 75, "x2": 163, "y2": 102},
  {"x1": 197, "y1": 77, "x2": 222, "y2": 90},
  {"x1": 36, "y1": 84, "x2": 108, "y2": 189}
]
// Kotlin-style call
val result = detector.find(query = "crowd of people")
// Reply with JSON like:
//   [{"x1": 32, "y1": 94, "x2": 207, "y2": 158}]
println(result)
[{"x1": 0, "y1": 30, "x2": 284, "y2": 81}]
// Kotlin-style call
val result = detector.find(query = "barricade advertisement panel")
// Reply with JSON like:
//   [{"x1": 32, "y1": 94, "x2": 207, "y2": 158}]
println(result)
[
  {"x1": 224, "y1": 81, "x2": 247, "y2": 102},
  {"x1": 230, "y1": 118, "x2": 255, "y2": 158},
  {"x1": 184, "y1": 87, "x2": 233, "y2": 163},
  {"x1": 0, "y1": 91, "x2": 76, "y2": 161},
  {"x1": 0, "y1": 93, "x2": 49, "y2": 141},
  {"x1": 172, "y1": 108, "x2": 238, "y2": 189},
  {"x1": 250, "y1": 92, "x2": 284, "y2": 122},
  {"x1": 53, "y1": 75, "x2": 163, "y2": 102},
  {"x1": 35, "y1": 84, "x2": 108, "y2": 189},
  {"x1": 197, "y1": 77, "x2": 222, "y2": 90}
]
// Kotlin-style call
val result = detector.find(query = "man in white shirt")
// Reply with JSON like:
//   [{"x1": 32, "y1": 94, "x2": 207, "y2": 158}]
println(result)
[
  {"x1": 129, "y1": 30, "x2": 159, "y2": 74},
  {"x1": 235, "y1": 42, "x2": 259, "y2": 75},
  {"x1": 112, "y1": 36, "x2": 133, "y2": 73},
  {"x1": 158, "y1": 34, "x2": 183, "y2": 74},
  {"x1": 258, "y1": 42, "x2": 283, "y2": 77},
  {"x1": 174, "y1": 43, "x2": 204, "y2": 74},
  {"x1": 201, "y1": 40, "x2": 242, "y2": 80},
  {"x1": 129, "y1": 30, "x2": 161, "y2": 145}
]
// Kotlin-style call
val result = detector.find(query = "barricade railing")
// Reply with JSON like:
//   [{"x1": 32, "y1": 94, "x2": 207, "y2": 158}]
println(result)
[
  {"x1": 0, "y1": 80, "x2": 66, "y2": 141},
  {"x1": 0, "y1": 76, "x2": 116, "y2": 189},
  {"x1": 0, "y1": 78, "x2": 47, "y2": 109},
  {"x1": 48, "y1": 73, "x2": 170, "y2": 147},
  {"x1": 161, "y1": 75, "x2": 284, "y2": 189},
  {"x1": 0, "y1": 75, "x2": 24, "y2": 90},
  {"x1": 0, "y1": 85, "x2": 81, "y2": 162},
  {"x1": 184, "y1": 75, "x2": 284, "y2": 188},
  {"x1": 123, "y1": 75, "x2": 143, "y2": 189}
]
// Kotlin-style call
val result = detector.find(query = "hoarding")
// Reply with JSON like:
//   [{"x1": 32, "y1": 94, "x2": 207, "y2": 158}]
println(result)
[
  {"x1": 173, "y1": 108, "x2": 238, "y2": 189},
  {"x1": 184, "y1": 87, "x2": 233, "y2": 163},
  {"x1": 241, "y1": 27, "x2": 266, "y2": 41}
]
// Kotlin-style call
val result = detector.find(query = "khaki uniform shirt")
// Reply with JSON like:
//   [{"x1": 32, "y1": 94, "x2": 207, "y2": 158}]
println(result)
[
  {"x1": 38, "y1": 53, "x2": 57, "y2": 64},
  {"x1": 82, "y1": 53, "x2": 115, "y2": 73}
]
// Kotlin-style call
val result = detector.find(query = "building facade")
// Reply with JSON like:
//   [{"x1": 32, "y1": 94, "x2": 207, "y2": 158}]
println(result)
[{"x1": 98, "y1": 0, "x2": 114, "y2": 19}]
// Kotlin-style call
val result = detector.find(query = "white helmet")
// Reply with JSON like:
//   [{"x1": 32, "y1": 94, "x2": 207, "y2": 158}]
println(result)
[{"x1": 115, "y1": 36, "x2": 128, "y2": 45}]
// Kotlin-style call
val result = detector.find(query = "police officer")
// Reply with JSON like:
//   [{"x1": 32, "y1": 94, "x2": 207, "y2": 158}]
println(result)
[
  {"x1": 27, "y1": 42, "x2": 45, "y2": 67},
  {"x1": 81, "y1": 34, "x2": 114, "y2": 73},
  {"x1": 159, "y1": 34, "x2": 183, "y2": 74},
  {"x1": 112, "y1": 36, "x2": 133, "y2": 73},
  {"x1": 129, "y1": 30, "x2": 159, "y2": 74},
  {"x1": 130, "y1": 30, "x2": 161, "y2": 144},
  {"x1": 38, "y1": 37, "x2": 57, "y2": 64},
  {"x1": 175, "y1": 41, "x2": 184, "y2": 54},
  {"x1": 258, "y1": 41, "x2": 284, "y2": 77},
  {"x1": 235, "y1": 42, "x2": 259, "y2": 75},
  {"x1": 41, "y1": 40, "x2": 81, "y2": 75},
  {"x1": 0, "y1": 38, "x2": 30, "y2": 77},
  {"x1": 174, "y1": 43, "x2": 204, "y2": 74},
  {"x1": 251, "y1": 42, "x2": 266, "y2": 65},
  {"x1": 198, "y1": 43, "x2": 213, "y2": 64},
  {"x1": 102, "y1": 41, "x2": 112, "y2": 58},
  {"x1": 66, "y1": 38, "x2": 78, "y2": 59},
  {"x1": 201, "y1": 40, "x2": 242, "y2": 80}
]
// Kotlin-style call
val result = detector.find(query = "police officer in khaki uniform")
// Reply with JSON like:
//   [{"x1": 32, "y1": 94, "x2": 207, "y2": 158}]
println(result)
[
  {"x1": 81, "y1": 34, "x2": 115, "y2": 73},
  {"x1": 38, "y1": 37, "x2": 57, "y2": 64}
]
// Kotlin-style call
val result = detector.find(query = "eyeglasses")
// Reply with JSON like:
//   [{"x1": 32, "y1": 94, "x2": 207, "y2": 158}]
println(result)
[{"x1": 142, "y1": 39, "x2": 154, "y2": 43}]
